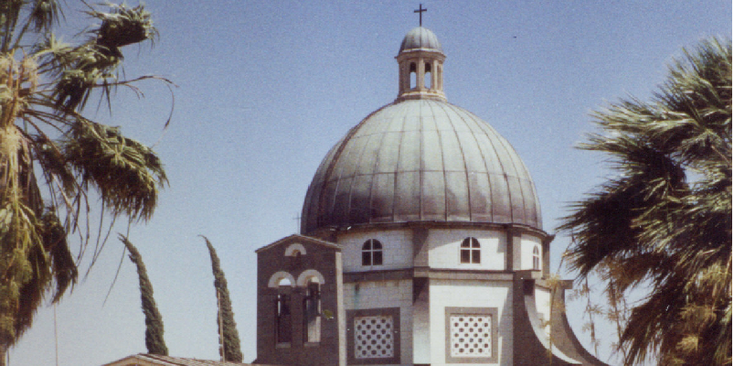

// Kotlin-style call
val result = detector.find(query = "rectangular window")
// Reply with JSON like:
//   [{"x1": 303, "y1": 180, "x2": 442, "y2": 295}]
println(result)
[
  {"x1": 460, "y1": 248, "x2": 480, "y2": 264},
  {"x1": 372, "y1": 250, "x2": 383, "y2": 265},
  {"x1": 276, "y1": 294, "x2": 291, "y2": 344},
  {"x1": 472, "y1": 249, "x2": 480, "y2": 264},
  {"x1": 362, "y1": 251, "x2": 372, "y2": 266},
  {"x1": 303, "y1": 282, "x2": 321, "y2": 343},
  {"x1": 533, "y1": 247, "x2": 541, "y2": 270},
  {"x1": 460, "y1": 249, "x2": 471, "y2": 263}
]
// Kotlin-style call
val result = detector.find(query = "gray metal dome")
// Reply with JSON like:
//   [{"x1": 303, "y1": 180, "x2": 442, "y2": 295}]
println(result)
[
  {"x1": 301, "y1": 99, "x2": 542, "y2": 235},
  {"x1": 399, "y1": 26, "x2": 443, "y2": 53}
]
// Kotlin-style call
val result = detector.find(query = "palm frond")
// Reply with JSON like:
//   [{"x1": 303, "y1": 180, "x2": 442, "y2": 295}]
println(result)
[
  {"x1": 27, "y1": 0, "x2": 62, "y2": 33},
  {"x1": 559, "y1": 37, "x2": 732, "y2": 365},
  {"x1": 64, "y1": 118, "x2": 167, "y2": 221},
  {"x1": 0, "y1": 1, "x2": 170, "y2": 352}
]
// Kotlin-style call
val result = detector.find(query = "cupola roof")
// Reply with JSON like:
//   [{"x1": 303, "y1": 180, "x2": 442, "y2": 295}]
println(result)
[{"x1": 399, "y1": 26, "x2": 443, "y2": 53}]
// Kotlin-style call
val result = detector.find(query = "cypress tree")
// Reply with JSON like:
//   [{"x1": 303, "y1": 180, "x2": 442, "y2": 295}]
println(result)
[
  {"x1": 202, "y1": 236, "x2": 243, "y2": 362},
  {"x1": 120, "y1": 235, "x2": 168, "y2": 356}
]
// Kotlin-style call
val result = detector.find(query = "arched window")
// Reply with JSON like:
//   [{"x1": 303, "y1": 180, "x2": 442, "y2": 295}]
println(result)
[
  {"x1": 362, "y1": 239, "x2": 383, "y2": 266},
  {"x1": 533, "y1": 246, "x2": 541, "y2": 270},
  {"x1": 460, "y1": 237, "x2": 481, "y2": 264},
  {"x1": 409, "y1": 62, "x2": 417, "y2": 89}
]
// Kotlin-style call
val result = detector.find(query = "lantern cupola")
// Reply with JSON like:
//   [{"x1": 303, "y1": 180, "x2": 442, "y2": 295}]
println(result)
[{"x1": 396, "y1": 26, "x2": 446, "y2": 102}]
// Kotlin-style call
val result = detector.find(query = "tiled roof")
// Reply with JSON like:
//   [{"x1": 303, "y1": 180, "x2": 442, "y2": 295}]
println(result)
[{"x1": 102, "y1": 353, "x2": 280, "y2": 366}]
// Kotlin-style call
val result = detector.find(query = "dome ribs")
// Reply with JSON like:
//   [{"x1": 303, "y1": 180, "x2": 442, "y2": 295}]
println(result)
[
  {"x1": 441, "y1": 102, "x2": 490, "y2": 223},
  {"x1": 394, "y1": 102, "x2": 421, "y2": 222},
  {"x1": 494, "y1": 134, "x2": 525, "y2": 225},
  {"x1": 307, "y1": 103, "x2": 393, "y2": 233},
  {"x1": 348, "y1": 121, "x2": 382, "y2": 225},
  {"x1": 434, "y1": 101, "x2": 471, "y2": 222},
  {"x1": 492, "y1": 128, "x2": 539, "y2": 228},
  {"x1": 457, "y1": 107, "x2": 496, "y2": 223},
  {"x1": 367, "y1": 102, "x2": 407, "y2": 224},
  {"x1": 302, "y1": 99, "x2": 543, "y2": 234},
  {"x1": 466, "y1": 109, "x2": 514, "y2": 225},
  {"x1": 301, "y1": 26, "x2": 542, "y2": 236},
  {"x1": 419, "y1": 100, "x2": 446, "y2": 221},
  {"x1": 399, "y1": 27, "x2": 443, "y2": 54}
]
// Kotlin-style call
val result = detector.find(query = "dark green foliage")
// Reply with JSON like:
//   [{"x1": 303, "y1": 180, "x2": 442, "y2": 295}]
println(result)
[
  {"x1": 559, "y1": 38, "x2": 731, "y2": 365},
  {"x1": 53, "y1": 3, "x2": 156, "y2": 111},
  {"x1": 0, "y1": 0, "x2": 169, "y2": 358},
  {"x1": 202, "y1": 236, "x2": 243, "y2": 363},
  {"x1": 120, "y1": 235, "x2": 168, "y2": 356},
  {"x1": 64, "y1": 118, "x2": 167, "y2": 221}
]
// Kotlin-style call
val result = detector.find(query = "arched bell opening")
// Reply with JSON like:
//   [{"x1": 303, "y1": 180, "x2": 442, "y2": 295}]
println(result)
[
  {"x1": 395, "y1": 46, "x2": 446, "y2": 101},
  {"x1": 424, "y1": 62, "x2": 432, "y2": 89},
  {"x1": 303, "y1": 277, "x2": 321, "y2": 343},
  {"x1": 409, "y1": 62, "x2": 417, "y2": 89}
]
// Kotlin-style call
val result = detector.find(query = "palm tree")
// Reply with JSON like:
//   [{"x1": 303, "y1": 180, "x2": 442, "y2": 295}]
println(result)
[
  {"x1": 0, "y1": 1, "x2": 169, "y2": 361},
  {"x1": 559, "y1": 38, "x2": 731, "y2": 366}
]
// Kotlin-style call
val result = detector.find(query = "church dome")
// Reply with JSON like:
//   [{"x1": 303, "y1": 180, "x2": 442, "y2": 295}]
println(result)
[
  {"x1": 399, "y1": 26, "x2": 443, "y2": 53},
  {"x1": 301, "y1": 99, "x2": 542, "y2": 235},
  {"x1": 301, "y1": 26, "x2": 541, "y2": 235}
]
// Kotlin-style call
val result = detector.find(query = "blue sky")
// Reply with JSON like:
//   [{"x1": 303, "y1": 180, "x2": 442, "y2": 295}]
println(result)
[{"x1": 8, "y1": 1, "x2": 731, "y2": 365}]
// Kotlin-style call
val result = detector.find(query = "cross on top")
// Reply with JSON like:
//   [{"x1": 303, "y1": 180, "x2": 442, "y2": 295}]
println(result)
[
  {"x1": 414, "y1": 4, "x2": 427, "y2": 26},
  {"x1": 293, "y1": 213, "x2": 301, "y2": 232}
]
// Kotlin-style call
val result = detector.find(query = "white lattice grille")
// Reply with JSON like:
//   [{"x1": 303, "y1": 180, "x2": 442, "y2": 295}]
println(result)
[
  {"x1": 354, "y1": 315, "x2": 394, "y2": 359},
  {"x1": 449, "y1": 314, "x2": 492, "y2": 358}
]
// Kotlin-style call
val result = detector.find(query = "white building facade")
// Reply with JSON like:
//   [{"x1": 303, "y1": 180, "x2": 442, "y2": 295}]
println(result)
[{"x1": 255, "y1": 26, "x2": 605, "y2": 366}]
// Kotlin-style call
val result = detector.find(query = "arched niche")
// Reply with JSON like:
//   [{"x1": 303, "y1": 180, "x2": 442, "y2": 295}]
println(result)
[
  {"x1": 296, "y1": 269, "x2": 326, "y2": 287},
  {"x1": 267, "y1": 271, "x2": 296, "y2": 288},
  {"x1": 284, "y1": 243, "x2": 306, "y2": 257}
]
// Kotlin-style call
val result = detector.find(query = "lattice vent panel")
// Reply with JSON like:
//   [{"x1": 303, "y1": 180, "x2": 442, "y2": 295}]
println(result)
[
  {"x1": 354, "y1": 315, "x2": 394, "y2": 359},
  {"x1": 449, "y1": 314, "x2": 492, "y2": 357}
]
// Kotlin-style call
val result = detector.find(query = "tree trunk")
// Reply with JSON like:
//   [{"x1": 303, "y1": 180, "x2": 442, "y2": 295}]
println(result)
[{"x1": 0, "y1": 344, "x2": 7, "y2": 366}]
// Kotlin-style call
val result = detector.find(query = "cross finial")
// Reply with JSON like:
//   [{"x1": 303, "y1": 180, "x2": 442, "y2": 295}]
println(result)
[
  {"x1": 293, "y1": 213, "x2": 301, "y2": 233},
  {"x1": 414, "y1": 4, "x2": 427, "y2": 26}
]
